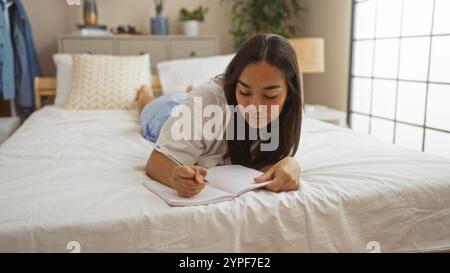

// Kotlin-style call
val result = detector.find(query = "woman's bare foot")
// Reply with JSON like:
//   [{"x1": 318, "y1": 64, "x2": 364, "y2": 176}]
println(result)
[
  {"x1": 186, "y1": 85, "x2": 194, "y2": 93},
  {"x1": 136, "y1": 85, "x2": 152, "y2": 100},
  {"x1": 137, "y1": 85, "x2": 155, "y2": 114}
]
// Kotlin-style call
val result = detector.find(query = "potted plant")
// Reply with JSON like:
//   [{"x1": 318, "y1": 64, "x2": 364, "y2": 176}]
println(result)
[
  {"x1": 223, "y1": 0, "x2": 306, "y2": 48},
  {"x1": 179, "y1": 6, "x2": 209, "y2": 36},
  {"x1": 151, "y1": 0, "x2": 169, "y2": 35}
]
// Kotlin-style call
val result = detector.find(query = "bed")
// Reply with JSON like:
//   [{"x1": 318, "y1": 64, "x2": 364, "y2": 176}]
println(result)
[{"x1": 0, "y1": 77, "x2": 449, "y2": 253}]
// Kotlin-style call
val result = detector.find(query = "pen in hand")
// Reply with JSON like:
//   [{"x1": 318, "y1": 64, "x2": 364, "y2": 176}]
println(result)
[
  {"x1": 155, "y1": 144, "x2": 208, "y2": 184},
  {"x1": 194, "y1": 167, "x2": 209, "y2": 185}
]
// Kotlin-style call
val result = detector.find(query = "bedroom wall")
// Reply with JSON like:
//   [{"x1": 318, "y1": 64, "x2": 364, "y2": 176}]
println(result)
[
  {"x1": 21, "y1": 0, "x2": 235, "y2": 76},
  {"x1": 18, "y1": 0, "x2": 351, "y2": 112},
  {"x1": 296, "y1": 0, "x2": 353, "y2": 112}
]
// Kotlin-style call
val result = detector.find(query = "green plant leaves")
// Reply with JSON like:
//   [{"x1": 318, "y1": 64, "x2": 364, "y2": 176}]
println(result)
[
  {"x1": 179, "y1": 6, "x2": 209, "y2": 22},
  {"x1": 154, "y1": 0, "x2": 164, "y2": 16},
  {"x1": 223, "y1": 0, "x2": 305, "y2": 49}
]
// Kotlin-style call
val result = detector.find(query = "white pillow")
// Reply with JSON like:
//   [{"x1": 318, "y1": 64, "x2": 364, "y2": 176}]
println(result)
[
  {"x1": 53, "y1": 53, "x2": 152, "y2": 107},
  {"x1": 157, "y1": 54, "x2": 235, "y2": 94},
  {"x1": 53, "y1": 54, "x2": 73, "y2": 107}
]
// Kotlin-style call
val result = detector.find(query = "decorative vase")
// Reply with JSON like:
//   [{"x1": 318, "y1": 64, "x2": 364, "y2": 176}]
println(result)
[
  {"x1": 182, "y1": 20, "x2": 200, "y2": 36},
  {"x1": 83, "y1": 0, "x2": 98, "y2": 26},
  {"x1": 151, "y1": 16, "x2": 169, "y2": 35}
]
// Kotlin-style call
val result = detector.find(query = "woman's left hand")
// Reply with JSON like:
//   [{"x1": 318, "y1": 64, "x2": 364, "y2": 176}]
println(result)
[{"x1": 254, "y1": 156, "x2": 301, "y2": 192}]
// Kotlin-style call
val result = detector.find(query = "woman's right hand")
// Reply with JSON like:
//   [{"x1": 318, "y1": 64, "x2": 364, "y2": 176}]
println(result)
[{"x1": 170, "y1": 166, "x2": 208, "y2": 198}]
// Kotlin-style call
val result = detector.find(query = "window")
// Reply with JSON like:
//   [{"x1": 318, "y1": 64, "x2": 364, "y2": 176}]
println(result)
[{"x1": 349, "y1": 0, "x2": 450, "y2": 158}]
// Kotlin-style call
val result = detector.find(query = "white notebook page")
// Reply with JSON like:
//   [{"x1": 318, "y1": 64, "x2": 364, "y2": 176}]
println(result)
[
  {"x1": 205, "y1": 165, "x2": 271, "y2": 196},
  {"x1": 143, "y1": 179, "x2": 232, "y2": 206}
]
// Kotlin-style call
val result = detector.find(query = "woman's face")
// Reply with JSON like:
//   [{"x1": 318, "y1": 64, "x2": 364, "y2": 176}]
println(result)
[{"x1": 236, "y1": 60, "x2": 288, "y2": 128}]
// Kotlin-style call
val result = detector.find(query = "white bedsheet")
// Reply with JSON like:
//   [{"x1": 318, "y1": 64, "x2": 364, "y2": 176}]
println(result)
[{"x1": 0, "y1": 106, "x2": 449, "y2": 252}]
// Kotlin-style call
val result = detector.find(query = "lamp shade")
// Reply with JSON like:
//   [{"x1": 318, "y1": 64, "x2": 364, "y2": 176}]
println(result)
[{"x1": 289, "y1": 38, "x2": 325, "y2": 74}]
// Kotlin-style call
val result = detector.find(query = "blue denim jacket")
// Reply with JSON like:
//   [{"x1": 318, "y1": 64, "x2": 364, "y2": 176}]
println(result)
[
  {"x1": 10, "y1": 0, "x2": 41, "y2": 114},
  {"x1": 0, "y1": 0, "x2": 15, "y2": 100}
]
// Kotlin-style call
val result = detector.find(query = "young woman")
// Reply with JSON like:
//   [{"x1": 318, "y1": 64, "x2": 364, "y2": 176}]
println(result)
[{"x1": 137, "y1": 34, "x2": 303, "y2": 198}]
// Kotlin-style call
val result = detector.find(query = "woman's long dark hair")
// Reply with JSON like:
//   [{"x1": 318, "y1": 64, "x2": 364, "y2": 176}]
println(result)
[{"x1": 223, "y1": 34, "x2": 303, "y2": 169}]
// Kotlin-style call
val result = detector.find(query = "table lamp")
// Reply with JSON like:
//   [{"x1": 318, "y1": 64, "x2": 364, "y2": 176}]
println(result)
[{"x1": 288, "y1": 38, "x2": 325, "y2": 74}]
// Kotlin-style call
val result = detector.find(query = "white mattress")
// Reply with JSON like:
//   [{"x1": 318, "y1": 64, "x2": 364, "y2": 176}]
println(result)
[{"x1": 0, "y1": 106, "x2": 449, "y2": 252}]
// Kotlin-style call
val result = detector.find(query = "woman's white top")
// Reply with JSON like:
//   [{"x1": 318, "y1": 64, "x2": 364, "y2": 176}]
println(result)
[{"x1": 155, "y1": 77, "x2": 232, "y2": 168}]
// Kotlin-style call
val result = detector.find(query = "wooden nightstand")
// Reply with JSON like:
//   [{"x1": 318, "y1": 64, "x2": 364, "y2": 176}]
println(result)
[
  {"x1": 0, "y1": 117, "x2": 21, "y2": 144},
  {"x1": 304, "y1": 104, "x2": 348, "y2": 127}
]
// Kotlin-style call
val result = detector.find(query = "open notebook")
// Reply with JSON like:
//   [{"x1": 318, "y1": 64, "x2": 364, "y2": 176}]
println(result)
[{"x1": 143, "y1": 165, "x2": 271, "y2": 206}]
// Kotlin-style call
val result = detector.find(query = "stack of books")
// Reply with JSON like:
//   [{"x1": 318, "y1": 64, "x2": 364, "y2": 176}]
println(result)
[{"x1": 74, "y1": 24, "x2": 112, "y2": 36}]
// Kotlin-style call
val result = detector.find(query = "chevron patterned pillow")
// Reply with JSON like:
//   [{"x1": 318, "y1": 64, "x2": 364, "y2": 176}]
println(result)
[{"x1": 64, "y1": 54, "x2": 151, "y2": 110}]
